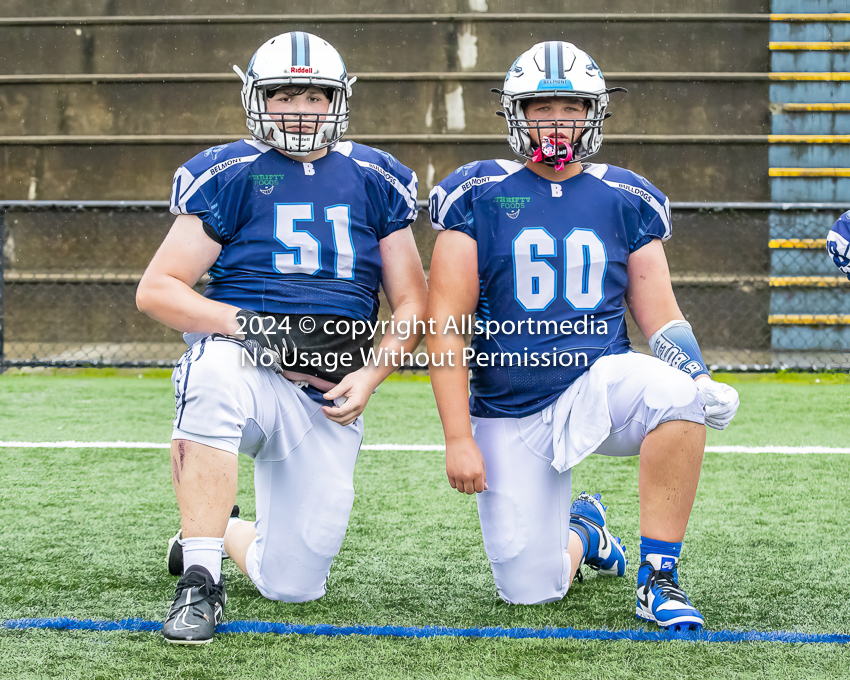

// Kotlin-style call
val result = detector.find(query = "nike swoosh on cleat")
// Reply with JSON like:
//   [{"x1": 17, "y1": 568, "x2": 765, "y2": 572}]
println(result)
[
  {"x1": 587, "y1": 518, "x2": 609, "y2": 552},
  {"x1": 172, "y1": 590, "x2": 200, "y2": 631},
  {"x1": 571, "y1": 514, "x2": 609, "y2": 553}
]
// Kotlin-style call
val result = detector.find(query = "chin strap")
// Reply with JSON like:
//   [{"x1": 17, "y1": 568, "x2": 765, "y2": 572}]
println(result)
[{"x1": 531, "y1": 136, "x2": 573, "y2": 171}]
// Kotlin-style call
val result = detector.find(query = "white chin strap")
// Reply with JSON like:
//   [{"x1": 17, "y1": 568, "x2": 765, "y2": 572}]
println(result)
[{"x1": 268, "y1": 128, "x2": 324, "y2": 156}]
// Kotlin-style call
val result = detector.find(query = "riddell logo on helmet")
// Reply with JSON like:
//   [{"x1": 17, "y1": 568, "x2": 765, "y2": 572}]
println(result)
[{"x1": 290, "y1": 67, "x2": 315, "y2": 74}]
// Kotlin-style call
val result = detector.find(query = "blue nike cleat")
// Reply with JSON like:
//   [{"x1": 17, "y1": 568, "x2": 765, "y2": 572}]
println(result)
[
  {"x1": 636, "y1": 555, "x2": 704, "y2": 631},
  {"x1": 569, "y1": 492, "x2": 627, "y2": 577}
]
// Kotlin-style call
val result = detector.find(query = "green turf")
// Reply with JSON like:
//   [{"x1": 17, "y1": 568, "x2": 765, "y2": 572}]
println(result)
[
  {"x1": 1, "y1": 631, "x2": 848, "y2": 680},
  {"x1": 1, "y1": 370, "x2": 848, "y2": 447},
  {"x1": 0, "y1": 373, "x2": 848, "y2": 677}
]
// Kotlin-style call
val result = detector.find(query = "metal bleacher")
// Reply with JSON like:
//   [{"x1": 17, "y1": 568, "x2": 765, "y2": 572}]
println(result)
[{"x1": 768, "y1": 0, "x2": 850, "y2": 367}]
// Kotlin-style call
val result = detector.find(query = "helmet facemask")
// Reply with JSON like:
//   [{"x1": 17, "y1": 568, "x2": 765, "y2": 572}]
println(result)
[
  {"x1": 495, "y1": 41, "x2": 624, "y2": 167},
  {"x1": 240, "y1": 77, "x2": 351, "y2": 156},
  {"x1": 501, "y1": 91, "x2": 608, "y2": 167},
  {"x1": 233, "y1": 32, "x2": 356, "y2": 157}
]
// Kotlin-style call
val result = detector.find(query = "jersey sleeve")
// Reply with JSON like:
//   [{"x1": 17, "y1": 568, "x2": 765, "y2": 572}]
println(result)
[
  {"x1": 622, "y1": 171, "x2": 671, "y2": 252},
  {"x1": 827, "y1": 211, "x2": 850, "y2": 280},
  {"x1": 168, "y1": 141, "x2": 265, "y2": 244},
  {"x1": 428, "y1": 160, "x2": 520, "y2": 239},
  {"x1": 169, "y1": 153, "x2": 225, "y2": 240},
  {"x1": 347, "y1": 145, "x2": 419, "y2": 239},
  {"x1": 428, "y1": 180, "x2": 473, "y2": 238},
  {"x1": 586, "y1": 165, "x2": 672, "y2": 252}
]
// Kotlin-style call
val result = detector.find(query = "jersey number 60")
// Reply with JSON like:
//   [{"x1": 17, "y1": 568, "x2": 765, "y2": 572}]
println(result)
[{"x1": 512, "y1": 227, "x2": 607, "y2": 311}]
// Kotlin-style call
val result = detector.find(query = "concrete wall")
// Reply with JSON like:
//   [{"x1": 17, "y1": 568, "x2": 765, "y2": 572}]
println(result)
[
  {"x1": 0, "y1": 1, "x2": 771, "y2": 17},
  {"x1": 0, "y1": 20, "x2": 769, "y2": 74},
  {"x1": 0, "y1": 6, "x2": 778, "y2": 364}
]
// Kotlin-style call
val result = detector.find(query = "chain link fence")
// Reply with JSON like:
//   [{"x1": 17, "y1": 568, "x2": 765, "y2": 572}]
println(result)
[{"x1": 0, "y1": 202, "x2": 847, "y2": 371}]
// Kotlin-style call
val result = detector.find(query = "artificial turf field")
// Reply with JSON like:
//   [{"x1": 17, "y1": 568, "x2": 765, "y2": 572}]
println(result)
[{"x1": 0, "y1": 371, "x2": 848, "y2": 679}]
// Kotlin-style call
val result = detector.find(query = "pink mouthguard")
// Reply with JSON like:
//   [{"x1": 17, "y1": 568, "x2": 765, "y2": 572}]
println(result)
[{"x1": 531, "y1": 136, "x2": 573, "y2": 171}]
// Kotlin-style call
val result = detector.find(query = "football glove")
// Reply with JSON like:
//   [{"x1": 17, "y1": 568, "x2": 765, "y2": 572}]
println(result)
[
  {"x1": 234, "y1": 309, "x2": 292, "y2": 375},
  {"x1": 695, "y1": 378, "x2": 739, "y2": 430}
]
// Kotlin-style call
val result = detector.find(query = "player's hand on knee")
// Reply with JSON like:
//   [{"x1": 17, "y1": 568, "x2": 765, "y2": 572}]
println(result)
[
  {"x1": 446, "y1": 437, "x2": 488, "y2": 495},
  {"x1": 321, "y1": 368, "x2": 376, "y2": 426},
  {"x1": 695, "y1": 377, "x2": 740, "y2": 430},
  {"x1": 234, "y1": 309, "x2": 291, "y2": 375}
]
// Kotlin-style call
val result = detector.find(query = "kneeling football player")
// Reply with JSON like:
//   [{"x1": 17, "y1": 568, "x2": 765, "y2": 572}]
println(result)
[
  {"x1": 137, "y1": 32, "x2": 427, "y2": 644},
  {"x1": 426, "y1": 41, "x2": 739, "y2": 630}
]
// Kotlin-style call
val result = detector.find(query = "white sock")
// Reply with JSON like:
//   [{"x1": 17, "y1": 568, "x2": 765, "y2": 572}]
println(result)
[
  {"x1": 182, "y1": 536, "x2": 224, "y2": 582},
  {"x1": 226, "y1": 516, "x2": 245, "y2": 532}
]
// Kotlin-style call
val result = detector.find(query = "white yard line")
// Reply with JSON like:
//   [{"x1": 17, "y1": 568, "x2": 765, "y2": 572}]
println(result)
[{"x1": 0, "y1": 441, "x2": 849, "y2": 454}]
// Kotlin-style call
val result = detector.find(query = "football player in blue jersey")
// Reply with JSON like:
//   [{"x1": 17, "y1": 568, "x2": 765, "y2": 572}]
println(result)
[
  {"x1": 136, "y1": 32, "x2": 427, "y2": 644},
  {"x1": 827, "y1": 211, "x2": 850, "y2": 280},
  {"x1": 427, "y1": 41, "x2": 740, "y2": 630}
]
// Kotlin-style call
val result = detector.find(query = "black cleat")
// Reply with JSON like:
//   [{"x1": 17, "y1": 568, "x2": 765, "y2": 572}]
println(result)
[
  {"x1": 162, "y1": 565, "x2": 226, "y2": 645},
  {"x1": 166, "y1": 529, "x2": 184, "y2": 577},
  {"x1": 166, "y1": 505, "x2": 240, "y2": 576}
]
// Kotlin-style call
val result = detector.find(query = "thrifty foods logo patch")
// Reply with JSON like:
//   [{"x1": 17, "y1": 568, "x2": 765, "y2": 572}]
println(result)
[
  {"x1": 493, "y1": 196, "x2": 531, "y2": 211},
  {"x1": 251, "y1": 174, "x2": 285, "y2": 187},
  {"x1": 252, "y1": 174, "x2": 285, "y2": 194}
]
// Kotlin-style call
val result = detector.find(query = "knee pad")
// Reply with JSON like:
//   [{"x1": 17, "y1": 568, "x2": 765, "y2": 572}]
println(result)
[
  {"x1": 248, "y1": 475, "x2": 355, "y2": 603},
  {"x1": 256, "y1": 578, "x2": 326, "y2": 603},
  {"x1": 246, "y1": 540, "x2": 327, "y2": 603},
  {"x1": 479, "y1": 491, "x2": 570, "y2": 605},
  {"x1": 642, "y1": 366, "x2": 705, "y2": 429},
  {"x1": 492, "y1": 549, "x2": 571, "y2": 605},
  {"x1": 478, "y1": 490, "x2": 526, "y2": 564},
  {"x1": 297, "y1": 477, "x2": 355, "y2": 561}
]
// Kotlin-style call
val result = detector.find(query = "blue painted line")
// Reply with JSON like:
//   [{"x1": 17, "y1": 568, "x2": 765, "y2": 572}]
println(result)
[{"x1": 2, "y1": 618, "x2": 849, "y2": 644}]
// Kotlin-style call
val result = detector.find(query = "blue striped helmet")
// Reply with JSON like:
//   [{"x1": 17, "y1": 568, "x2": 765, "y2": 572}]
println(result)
[
  {"x1": 496, "y1": 42, "x2": 615, "y2": 164},
  {"x1": 233, "y1": 32, "x2": 356, "y2": 155}
]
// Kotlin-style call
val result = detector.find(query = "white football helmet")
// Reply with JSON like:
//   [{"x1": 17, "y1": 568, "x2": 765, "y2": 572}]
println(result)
[
  {"x1": 494, "y1": 41, "x2": 625, "y2": 166},
  {"x1": 233, "y1": 32, "x2": 356, "y2": 155}
]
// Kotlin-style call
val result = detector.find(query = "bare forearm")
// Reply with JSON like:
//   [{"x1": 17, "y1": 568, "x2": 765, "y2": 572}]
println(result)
[
  {"x1": 428, "y1": 330, "x2": 474, "y2": 442},
  {"x1": 626, "y1": 239, "x2": 686, "y2": 340},
  {"x1": 362, "y1": 298, "x2": 427, "y2": 390},
  {"x1": 137, "y1": 274, "x2": 240, "y2": 335}
]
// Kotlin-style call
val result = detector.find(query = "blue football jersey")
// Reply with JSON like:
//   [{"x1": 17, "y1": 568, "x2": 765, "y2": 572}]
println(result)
[
  {"x1": 429, "y1": 160, "x2": 671, "y2": 418},
  {"x1": 169, "y1": 139, "x2": 418, "y2": 321},
  {"x1": 827, "y1": 211, "x2": 850, "y2": 280}
]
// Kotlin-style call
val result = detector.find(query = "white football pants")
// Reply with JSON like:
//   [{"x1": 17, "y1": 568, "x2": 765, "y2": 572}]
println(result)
[
  {"x1": 471, "y1": 352, "x2": 705, "y2": 605},
  {"x1": 171, "y1": 335, "x2": 363, "y2": 602}
]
